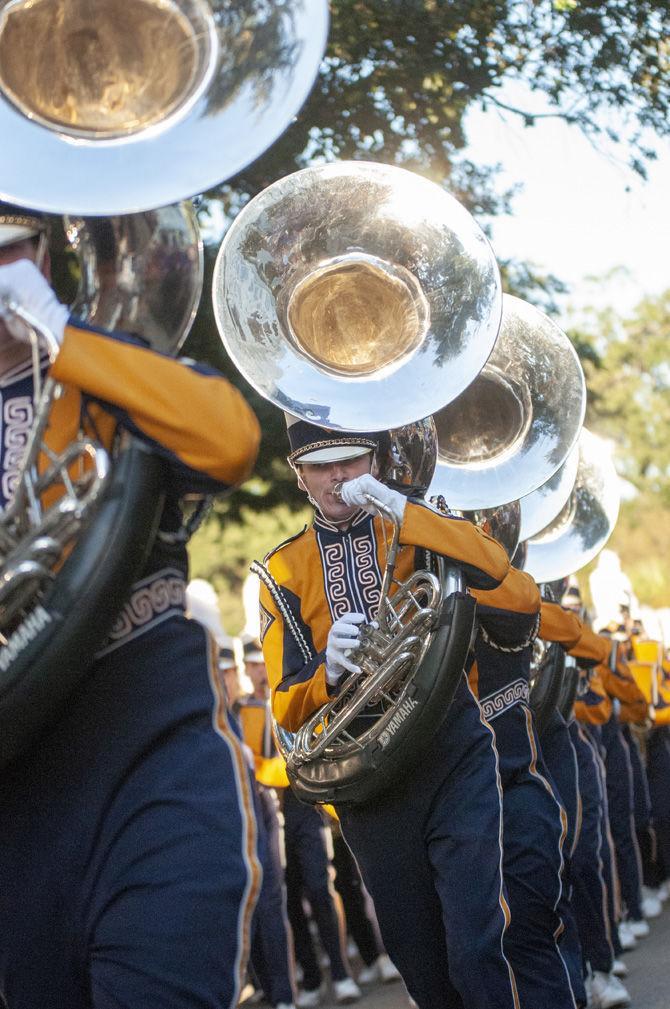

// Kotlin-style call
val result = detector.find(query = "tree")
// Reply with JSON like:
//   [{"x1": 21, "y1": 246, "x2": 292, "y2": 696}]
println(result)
[
  {"x1": 183, "y1": 0, "x2": 669, "y2": 516},
  {"x1": 571, "y1": 288, "x2": 670, "y2": 503}
]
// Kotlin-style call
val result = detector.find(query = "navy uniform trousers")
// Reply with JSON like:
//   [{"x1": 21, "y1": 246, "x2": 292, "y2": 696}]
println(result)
[
  {"x1": 484, "y1": 701, "x2": 577, "y2": 1009},
  {"x1": 249, "y1": 786, "x2": 294, "y2": 1007},
  {"x1": 601, "y1": 716, "x2": 644, "y2": 921},
  {"x1": 569, "y1": 722, "x2": 616, "y2": 974},
  {"x1": 621, "y1": 723, "x2": 661, "y2": 888},
  {"x1": 646, "y1": 726, "x2": 670, "y2": 880},
  {"x1": 282, "y1": 788, "x2": 350, "y2": 990},
  {"x1": 0, "y1": 618, "x2": 259, "y2": 1009},
  {"x1": 537, "y1": 709, "x2": 587, "y2": 1006},
  {"x1": 338, "y1": 673, "x2": 518, "y2": 1009}
]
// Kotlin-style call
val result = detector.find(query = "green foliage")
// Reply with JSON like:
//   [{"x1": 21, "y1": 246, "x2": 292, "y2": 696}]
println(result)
[
  {"x1": 565, "y1": 287, "x2": 670, "y2": 607},
  {"x1": 183, "y1": 2, "x2": 670, "y2": 616},
  {"x1": 189, "y1": 498, "x2": 311, "y2": 632},
  {"x1": 208, "y1": 0, "x2": 668, "y2": 216},
  {"x1": 570, "y1": 289, "x2": 670, "y2": 502}
]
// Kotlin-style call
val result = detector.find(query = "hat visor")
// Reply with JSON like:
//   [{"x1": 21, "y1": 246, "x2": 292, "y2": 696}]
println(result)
[
  {"x1": 0, "y1": 223, "x2": 40, "y2": 248},
  {"x1": 244, "y1": 650, "x2": 265, "y2": 664},
  {"x1": 295, "y1": 445, "x2": 373, "y2": 465}
]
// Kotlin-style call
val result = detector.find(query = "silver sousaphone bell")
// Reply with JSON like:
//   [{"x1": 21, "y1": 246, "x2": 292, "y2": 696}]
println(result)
[
  {"x1": 522, "y1": 429, "x2": 621, "y2": 730},
  {"x1": 0, "y1": 0, "x2": 328, "y2": 213},
  {"x1": 213, "y1": 160, "x2": 503, "y2": 432},
  {"x1": 427, "y1": 293, "x2": 587, "y2": 559},
  {"x1": 522, "y1": 428, "x2": 621, "y2": 585}
]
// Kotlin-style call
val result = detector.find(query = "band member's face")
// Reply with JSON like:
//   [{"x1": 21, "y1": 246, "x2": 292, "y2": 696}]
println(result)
[
  {"x1": 245, "y1": 660, "x2": 268, "y2": 697},
  {"x1": 298, "y1": 453, "x2": 373, "y2": 524}
]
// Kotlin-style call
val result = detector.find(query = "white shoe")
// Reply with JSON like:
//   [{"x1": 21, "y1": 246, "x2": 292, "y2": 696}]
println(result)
[
  {"x1": 296, "y1": 987, "x2": 323, "y2": 1009},
  {"x1": 332, "y1": 977, "x2": 362, "y2": 1004},
  {"x1": 358, "y1": 954, "x2": 401, "y2": 985},
  {"x1": 245, "y1": 989, "x2": 267, "y2": 1005},
  {"x1": 641, "y1": 893, "x2": 662, "y2": 918},
  {"x1": 611, "y1": 959, "x2": 628, "y2": 978},
  {"x1": 590, "y1": 971, "x2": 631, "y2": 1009},
  {"x1": 357, "y1": 961, "x2": 380, "y2": 985},
  {"x1": 641, "y1": 894, "x2": 662, "y2": 918},
  {"x1": 617, "y1": 922, "x2": 637, "y2": 950},
  {"x1": 658, "y1": 880, "x2": 670, "y2": 902},
  {"x1": 628, "y1": 917, "x2": 650, "y2": 938},
  {"x1": 378, "y1": 953, "x2": 401, "y2": 983}
]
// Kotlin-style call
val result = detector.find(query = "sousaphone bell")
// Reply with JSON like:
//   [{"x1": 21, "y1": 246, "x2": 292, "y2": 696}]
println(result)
[
  {"x1": 0, "y1": 0, "x2": 328, "y2": 213},
  {"x1": 427, "y1": 293, "x2": 587, "y2": 560}
]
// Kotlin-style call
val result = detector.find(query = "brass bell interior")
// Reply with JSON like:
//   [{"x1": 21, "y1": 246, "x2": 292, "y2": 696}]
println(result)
[
  {"x1": 433, "y1": 367, "x2": 532, "y2": 468},
  {"x1": 285, "y1": 256, "x2": 429, "y2": 378},
  {"x1": 0, "y1": 0, "x2": 214, "y2": 139}
]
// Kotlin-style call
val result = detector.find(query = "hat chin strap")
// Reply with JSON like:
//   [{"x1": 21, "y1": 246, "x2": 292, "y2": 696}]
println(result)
[{"x1": 34, "y1": 232, "x2": 48, "y2": 271}]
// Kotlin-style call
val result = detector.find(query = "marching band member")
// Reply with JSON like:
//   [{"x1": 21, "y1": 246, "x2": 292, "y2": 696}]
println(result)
[
  {"x1": 640, "y1": 644, "x2": 670, "y2": 897},
  {"x1": 468, "y1": 573, "x2": 579, "y2": 1008},
  {"x1": 536, "y1": 599, "x2": 584, "y2": 856},
  {"x1": 621, "y1": 634, "x2": 660, "y2": 899},
  {"x1": 569, "y1": 628, "x2": 632, "y2": 1007},
  {"x1": 597, "y1": 631, "x2": 649, "y2": 939},
  {"x1": 258, "y1": 417, "x2": 519, "y2": 1009},
  {"x1": 235, "y1": 636, "x2": 297, "y2": 1009},
  {"x1": 533, "y1": 599, "x2": 589, "y2": 1004},
  {"x1": 238, "y1": 636, "x2": 361, "y2": 1008},
  {"x1": 0, "y1": 206, "x2": 261, "y2": 1009}
]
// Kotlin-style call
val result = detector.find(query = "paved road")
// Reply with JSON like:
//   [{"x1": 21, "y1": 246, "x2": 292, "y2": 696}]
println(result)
[{"x1": 244, "y1": 902, "x2": 670, "y2": 1009}]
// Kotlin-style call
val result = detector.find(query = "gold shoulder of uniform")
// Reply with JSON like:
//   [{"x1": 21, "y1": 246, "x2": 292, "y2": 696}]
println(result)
[{"x1": 263, "y1": 525, "x2": 309, "y2": 565}]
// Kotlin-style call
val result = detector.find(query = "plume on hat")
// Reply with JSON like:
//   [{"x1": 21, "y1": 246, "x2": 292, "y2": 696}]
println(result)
[{"x1": 186, "y1": 578, "x2": 227, "y2": 644}]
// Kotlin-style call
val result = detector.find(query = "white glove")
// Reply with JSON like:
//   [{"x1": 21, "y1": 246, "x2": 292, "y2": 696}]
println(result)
[
  {"x1": 339, "y1": 473, "x2": 407, "y2": 524},
  {"x1": 241, "y1": 743, "x2": 256, "y2": 772},
  {"x1": 0, "y1": 260, "x2": 69, "y2": 349},
  {"x1": 325, "y1": 612, "x2": 366, "y2": 685}
]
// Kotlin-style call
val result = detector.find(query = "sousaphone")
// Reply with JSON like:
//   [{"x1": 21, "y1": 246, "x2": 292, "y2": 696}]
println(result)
[
  {"x1": 522, "y1": 429, "x2": 621, "y2": 726},
  {"x1": 0, "y1": 204, "x2": 203, "y2": 766},
  {"x1": 523, "y1": 428, "x2": 620, "y2": 586},
  {"x1": 424, "y1": 294, "x2": 586, "y2": 730},
  {"x1": 427, "y1": 293, "x2": 586, "y2": 559},
  {"x1": 214, "y1": 161, "x2": 503, "y2": 803}
]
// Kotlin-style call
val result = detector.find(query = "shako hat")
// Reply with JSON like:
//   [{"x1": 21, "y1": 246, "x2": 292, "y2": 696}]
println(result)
[
  {"x1": 0, "y1": 202, "x2": 47, "y2": 249},
  {"x1": 285, "y1": 412, "x2": 379, "y2": 466},
  {"x1": 241, "y1": 634, "x2": 264, "y2": 664},
  {"x1": 218, "y1": 635, "x2": 237, "y2": 671}
]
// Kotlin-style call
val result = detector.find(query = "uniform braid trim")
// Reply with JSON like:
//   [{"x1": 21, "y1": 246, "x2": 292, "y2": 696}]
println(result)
[
  {"x1": 250, "y1": 561, "x2": 314, "y2": 664},
  {"x1": 479, "y1": 610, "x2": 541, "y2": 654}
]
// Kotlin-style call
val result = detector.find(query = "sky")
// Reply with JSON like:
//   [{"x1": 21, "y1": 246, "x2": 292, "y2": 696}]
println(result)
[{"x1": 464, "y1": 84, "x2": 670, "y2": 322}]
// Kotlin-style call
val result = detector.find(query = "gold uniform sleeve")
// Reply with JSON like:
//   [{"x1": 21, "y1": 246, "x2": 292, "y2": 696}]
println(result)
[
  {"x1": 52, "y1": 323, "x2": 260, "y2": 485},
  {"x1": 539, "y1": 603, "x2": 583, "y2": 649}
]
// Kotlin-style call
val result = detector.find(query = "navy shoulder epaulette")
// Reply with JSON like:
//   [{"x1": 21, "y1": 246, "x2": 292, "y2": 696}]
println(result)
[{"x1": 262, "y1": 525, "x2": 308, "y2": 564}]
